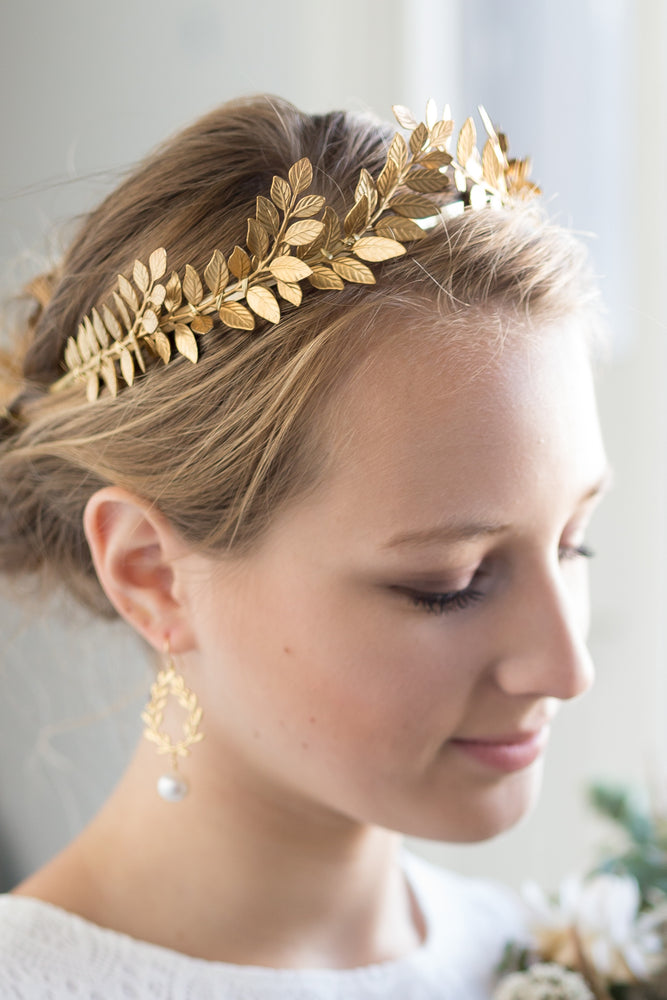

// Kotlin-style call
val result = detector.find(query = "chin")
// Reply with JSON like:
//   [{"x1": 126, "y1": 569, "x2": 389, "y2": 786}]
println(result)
[
  {"x1": 400, "y1": 759, "x2": 545, "y2": 844},
  {"x1": 454, "y1": 761, "x2": 545, "y2": 843}
]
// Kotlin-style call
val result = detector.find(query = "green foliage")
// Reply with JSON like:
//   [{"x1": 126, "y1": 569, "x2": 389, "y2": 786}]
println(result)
[
  {"x1": 588, "y1": 780, "x2": 667, "y2": 907},
  {"x1": 589, "y1": 782, "x2": 655, "y2": 844}
]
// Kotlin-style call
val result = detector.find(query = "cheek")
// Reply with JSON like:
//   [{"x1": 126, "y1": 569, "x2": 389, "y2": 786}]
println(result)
[
  {"x1": 195, "y1": 559, "x2": 489, "y2": 784},
  {"x1": 238, "y1": 583, "x2": 485, "y2": 762}
]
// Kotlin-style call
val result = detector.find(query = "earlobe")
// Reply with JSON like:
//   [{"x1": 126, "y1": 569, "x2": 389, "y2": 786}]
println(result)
[{"x1": 83, "y1": 487, "x2": 195, "y2": 652}]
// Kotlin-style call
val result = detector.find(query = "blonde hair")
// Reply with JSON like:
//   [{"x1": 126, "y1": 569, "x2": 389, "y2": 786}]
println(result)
[{"x1": 0, "y1": 95, "x2": 601, "y2": 618}]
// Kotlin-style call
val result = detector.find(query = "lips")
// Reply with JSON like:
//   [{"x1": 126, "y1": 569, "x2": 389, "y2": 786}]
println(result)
[{"x1": 449, "y1": 727, "x2": 550, "y2": 772}]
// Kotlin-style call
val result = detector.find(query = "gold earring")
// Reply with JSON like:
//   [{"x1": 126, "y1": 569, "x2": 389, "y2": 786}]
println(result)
[{"x1": 141, "y1": 640, "x2": 204, "y2": 802}]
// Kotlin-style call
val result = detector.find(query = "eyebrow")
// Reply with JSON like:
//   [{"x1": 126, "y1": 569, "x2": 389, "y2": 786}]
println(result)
[
  {"x1": 382, "y1": 521, "x2": 511, "y2": 550},
  {"x1": 381, "y1": 467, "x2": 613, "y2": 551}
]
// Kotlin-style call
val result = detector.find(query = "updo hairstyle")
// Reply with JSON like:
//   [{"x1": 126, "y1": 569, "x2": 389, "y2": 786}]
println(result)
[{"x1": 0, "y1": 95, "x2": 600, "y2": 618}]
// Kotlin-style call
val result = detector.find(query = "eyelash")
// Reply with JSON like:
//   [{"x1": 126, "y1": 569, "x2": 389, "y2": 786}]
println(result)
[
  {"x1": 408, "y1": 544, "x2": 595, "y2": 616},
  {"x1": 558, "y1": 543, "x2": 595, "y2": 561}
]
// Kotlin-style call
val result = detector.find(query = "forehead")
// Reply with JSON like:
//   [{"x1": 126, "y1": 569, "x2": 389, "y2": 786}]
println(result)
[{"x1": 302, "y1": 315, "x2": 605, "y2": 541}]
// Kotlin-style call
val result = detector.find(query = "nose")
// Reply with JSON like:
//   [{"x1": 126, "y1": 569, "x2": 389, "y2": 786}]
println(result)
[{"x1": 492, "y1": 568, "x2": 594, "y2": 702}]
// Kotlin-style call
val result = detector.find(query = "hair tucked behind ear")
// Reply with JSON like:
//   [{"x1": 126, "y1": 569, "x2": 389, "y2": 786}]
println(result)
[{"x1": 0, "y1": 94, "x2": 601, "y2": 618}]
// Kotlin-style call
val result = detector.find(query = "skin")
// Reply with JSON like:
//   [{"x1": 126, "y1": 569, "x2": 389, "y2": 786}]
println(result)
[{"x1": 15, "y1": 315, "x2": 609, "y2": 969}]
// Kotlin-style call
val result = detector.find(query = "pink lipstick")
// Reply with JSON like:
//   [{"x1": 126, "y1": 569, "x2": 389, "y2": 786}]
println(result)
[{"x1": 449, "y1": 728, "x2": 549, "y2": 772}]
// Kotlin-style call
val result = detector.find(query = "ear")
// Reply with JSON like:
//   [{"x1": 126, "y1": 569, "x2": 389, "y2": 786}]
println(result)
[{"x1": 83, "y1": 486, "x2": 196, "y2": 653}]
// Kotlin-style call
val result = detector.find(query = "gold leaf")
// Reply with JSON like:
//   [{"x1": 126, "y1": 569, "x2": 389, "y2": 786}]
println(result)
[
  {"x1": 284, "y1": 220, "x2": 324, "y2": 247},
  {"x1": 390, "y1": 192, "x2": 439, "y2": 218},
  {"x1": 246, "y1": 218, "x2": 270, "y2": 259},
  {"x1": 409, "y1": 122, "x2": 429, "y2": 155},
  {"x1": 430, "y1": 119, "x2": 454, "y2": 148},
  {"x1": 228, "y1": 245, "x2": 252, "y2": 279},
  {"x1": 112, "y1": 292, "x2": 132, "y2": 329},
  {"x1": 190, "y1": 315, "x2": 214, "y2": 334},
  {"x1": 120, "y1": 348, "x2": 135, "y2": 386},
  {"x1": 142, "y1": 309, "x2": 159, "y2": 334},
  {"x1": 154, "y1": 330, "x2": 171, "y2": 364},
  {"x1": 377, "y1": 158, "x2": 399, "y2": 198},
  {"x1": 331, "y1": 257, "x2": 375, "y2": 284},
  {"x1": 91, "y1": 308, "x2": 109, "y2": 348},
  {"x1": 204, "y1": 249, "x2": 229, "y2": 295},
  {"x1": 387, "y1": 132, "x2": 408, "y2": 172},
  {"x1": 150, "y1": 283, "x2": 166, "y2": 307},
  {"x1": 133, "y1": 259, "x2": 150, "y2": 294},
  {"x1": 276, "y1": 279, "x2": 303, "y2": 306},
  {"x1": 456, "y1": 117, "x2": 476, "y2": 167},
  {"x1": 308, "y1": 266, "x2": 345, "y2": 290},
  {"x1": 77, "y1": 325, "x2": 92, "y2": 362},
  {"x1": 392, "y1": 104, "x2": 418, "y2": 130},
  {"x1": 164, "y1": 271, "x2": 183, "y2": 312},
  {"x1": 149, "y1": 248, "x2": 167, "y2": 282},
  {"x1": 269, "y1": 255, "x2": 312, "y2": 282},
  {"x1": 375, "y1": 215, "x2": 427, "y2": 241},
  {"x1": 247, "y1": 286, "x2": 280, "y2": 324},
  {"x1": 421, "y1": 150, "x2": 453, "y2": 169},
  {"x1": 270, "y1": 175, "x2": 291, "y2": 212},
  {"x1": 296, "y1": 227, "x2": 324, "y2": 256},
  {"x1": 86, "y1": 372, "x2": 99, "y2": 402},
  {"x1": 218, "y1": 301, "x2": 255, "y2": 330},
  {"x1": 507, "y1": 157, "x2": 530, "y2": 186},
  {"x1": 65, "y1": 337, "x2": 82, "y2": 370},
  {"x1": 355, "y1": 168, "x2": 375, "y2": 205},
  {"x1": 256, "y1": 195, "x2": 280, "y2": 235},
  {"x1": 183, "y1": 264, "x2": 203, "y2": 305},
  {"x1": 100, "y1": 360, "x2": 117, "y2": 398},
  {"x1": 293, "y1": 194, "x2": 325, "y2": 219},
  {"x1": 175, "y1": 326, "x2": 198, "y2": 363},
  {"x1": 83, "y1": 316, "x2": 98, "y2": 357},
  {"x1": 288, "y1": 157, "x2": 313, "y2": 195},
  {"x1": 353, "y1": 236, "x2": 406, "y2": 262},
  {"x1": 133, "y1": 341, "x2": 146, "y2": 373},
  {"x1": 478, "y1": 105, "x2": 498, "y2": 142},
  {"x1": 405, "y1": 169, "x2": 452, "y2": 193},
  {"x1": 482, "y1": 139, "x2": 503, "y2": 187},
  {"x1": 118, "y1": 274, "x2": 139, "y2": 312},
  {"x1": 343, "y1": 196, "x2": 369, "y2": 237},
  {"x1": 321, "y1": 205, "x2": 341, "y2": 248}
]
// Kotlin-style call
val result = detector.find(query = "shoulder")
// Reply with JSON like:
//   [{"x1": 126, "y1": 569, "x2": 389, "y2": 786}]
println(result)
[
  {"x1": 0, "y1": 893, "x2": 113, "y2": 997},
  {"x1": 0, "y1": 894, "x2": 184, "y2": 999},
  {"x1": 0, "y1": 894, "x2": 70, "y2": 996}
]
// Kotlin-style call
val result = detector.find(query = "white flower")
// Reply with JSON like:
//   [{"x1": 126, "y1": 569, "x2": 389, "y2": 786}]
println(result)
[
  {"x1": 494, "y1": 963, "x2": 594, "y2": 1000},
  {"x1": 522, "y1": 873, "x2": 667, "y2": 983}
]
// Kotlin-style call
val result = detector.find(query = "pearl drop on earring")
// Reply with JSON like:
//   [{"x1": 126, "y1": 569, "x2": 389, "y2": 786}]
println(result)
[{"x1": 157, "y1": 771, "x2": 189, "y2": 803}]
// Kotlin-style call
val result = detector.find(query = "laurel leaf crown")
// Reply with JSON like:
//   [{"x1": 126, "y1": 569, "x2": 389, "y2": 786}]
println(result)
[{"x1": 53, "y1": 102, "x2": 540, "y2": 401}]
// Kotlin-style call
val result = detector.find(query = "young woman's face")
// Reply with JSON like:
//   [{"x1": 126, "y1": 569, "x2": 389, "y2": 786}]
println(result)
[{"x1": 186, "y1": 317, "x2": 608, "y2": 843}]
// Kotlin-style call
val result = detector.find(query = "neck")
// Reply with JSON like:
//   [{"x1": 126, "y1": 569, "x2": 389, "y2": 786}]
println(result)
[{"x1": 17, "y1": 742, "x2": 425, "y2": 969}]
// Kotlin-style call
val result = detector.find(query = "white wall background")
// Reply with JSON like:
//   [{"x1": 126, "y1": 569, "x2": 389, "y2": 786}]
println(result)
[{"x1": 0, "y1": 0, "x2": 665, "y2": 893}]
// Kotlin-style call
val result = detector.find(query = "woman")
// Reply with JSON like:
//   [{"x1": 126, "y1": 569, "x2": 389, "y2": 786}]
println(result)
[{"x1": 0, "y1": 95, "x2": 608, "y2": 998}]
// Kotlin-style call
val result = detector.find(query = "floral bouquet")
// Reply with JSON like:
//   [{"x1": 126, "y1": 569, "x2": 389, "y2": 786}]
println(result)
[{"x1": 494, "y1": 783, "x2": 667, "y2": 1000}]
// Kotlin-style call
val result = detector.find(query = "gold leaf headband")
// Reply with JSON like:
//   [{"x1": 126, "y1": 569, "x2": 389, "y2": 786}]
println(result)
[{"x1": 52, "y1": 102, "x2": 539, "y2": 402}]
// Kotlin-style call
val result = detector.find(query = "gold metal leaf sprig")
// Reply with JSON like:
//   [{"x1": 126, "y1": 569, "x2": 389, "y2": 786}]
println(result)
[
  {"x1": 140, "y1": 664, "x2": 204, "y2": 770},
  {"x1": 53, "y1": 102, "x2": 539, "y2": 400}
]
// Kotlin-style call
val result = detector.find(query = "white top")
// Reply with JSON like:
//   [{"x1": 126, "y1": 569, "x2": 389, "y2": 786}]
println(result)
[{"x1": 0, "y1": 851, "x2": 527, "y2": 999}]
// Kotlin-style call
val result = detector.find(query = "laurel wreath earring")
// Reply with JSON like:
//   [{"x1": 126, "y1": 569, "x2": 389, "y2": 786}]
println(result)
[{"x1": 141, "y1": 640, "x2": 204, "y2": 802}]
